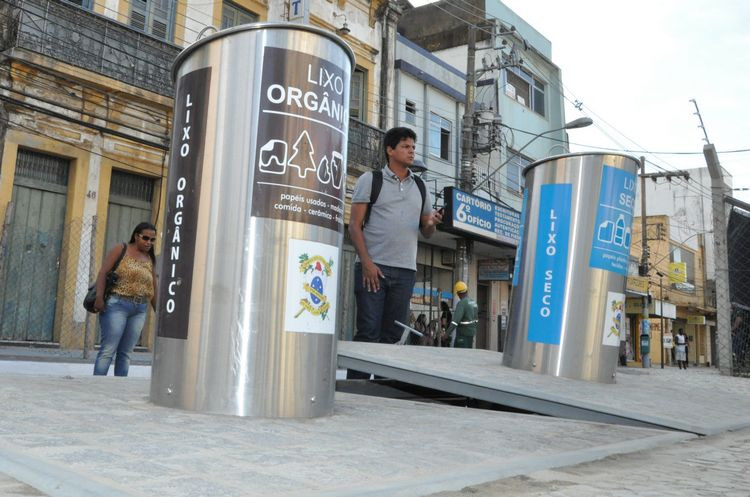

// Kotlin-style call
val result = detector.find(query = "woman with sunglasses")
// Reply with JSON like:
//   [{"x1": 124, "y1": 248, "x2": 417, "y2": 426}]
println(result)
[{"x1": 93, "y1": 222, "x2": 158, "y2": 376}]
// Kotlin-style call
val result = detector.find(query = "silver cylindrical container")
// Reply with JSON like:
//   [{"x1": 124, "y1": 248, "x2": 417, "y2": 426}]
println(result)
[
  {"x1": 503, "y1": 153, "x2": 639, "y2": 383},
  {"x1": 150, "y1": 23, "x2": 354, "y2": 417}
]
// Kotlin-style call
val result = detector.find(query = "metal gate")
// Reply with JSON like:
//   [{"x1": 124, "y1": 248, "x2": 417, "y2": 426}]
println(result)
[
  {"x1": 105, "y1": 169, "x2": 155, "y2": 249},
  {"x1": 728, "y1": 205, "x2": 750, "y2": 376},
  {"x1": 0, "y1": 149, "x2": 69, "y2": 342}
]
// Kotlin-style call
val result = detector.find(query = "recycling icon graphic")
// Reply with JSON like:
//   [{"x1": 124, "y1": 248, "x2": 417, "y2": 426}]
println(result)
[{"x1": 258, "y1": 130, "x2": 344, "y2": 189}]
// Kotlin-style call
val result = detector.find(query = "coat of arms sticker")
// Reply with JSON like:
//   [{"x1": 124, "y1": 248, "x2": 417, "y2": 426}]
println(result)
[{"x1": 284, "y1": 238, "x2": 339, "y2": 334}]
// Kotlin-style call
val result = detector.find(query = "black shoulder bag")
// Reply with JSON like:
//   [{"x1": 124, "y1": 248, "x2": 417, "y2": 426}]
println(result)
[{"x1": 83, "y1": 243, "x2": 127, "y2": 313}]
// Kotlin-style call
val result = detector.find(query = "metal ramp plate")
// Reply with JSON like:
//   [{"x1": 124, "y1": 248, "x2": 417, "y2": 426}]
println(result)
[{"x1": 338, "y1": 341, "x2": 750, "y2": 435}]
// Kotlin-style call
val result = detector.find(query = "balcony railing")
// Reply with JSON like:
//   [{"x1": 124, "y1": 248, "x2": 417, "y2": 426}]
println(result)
[
  {"x1": 5, "y1": 0, "x2": 179, "y2": 96},
  {"x1": 347, "y1": 118, "x2": 384, "y2": 171}
]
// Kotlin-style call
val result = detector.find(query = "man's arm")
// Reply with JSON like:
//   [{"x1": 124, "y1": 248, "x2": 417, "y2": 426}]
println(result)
[
  {"x1": 419, "y1": 209, "x2": 443, "y2": 238},
  {"x1": 348, "y1": 203, "x2": 384, "y2": 292},
  {"x1": 446, "y1": 299, "x2": 464, "y2": 335}
]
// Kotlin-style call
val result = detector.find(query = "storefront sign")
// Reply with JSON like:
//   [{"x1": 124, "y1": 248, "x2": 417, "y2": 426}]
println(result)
[
  {"x1": 668, "y1": 262, "x2": 687, "y2": 283},
  {"x1": 625, "y1": 297, "x2": 644, "y2": 314},
  {"x1": 589, "y1": 165, "x2": 637, "y2": 275},
  {"x1": 626, "y1": 276, "x2": 649, "y2": 295},
  {"x1": 288, "y1": 0, "x2": 310, "y2": 22},
  {"x1": 478, "y1": 259, "x2": 511, "y2": 280},
  {"x1": 529, "y1": 184, "x2": 571, "y2": 345},
  {"x1": 442, "y1": 187, "x2": 521, "y2": 247},
  {"x1": 687, "y1": 315, "x2": 706, "y2": 325}
]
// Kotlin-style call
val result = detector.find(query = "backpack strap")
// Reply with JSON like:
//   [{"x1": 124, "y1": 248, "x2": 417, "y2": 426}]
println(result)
[
  {"x1": 363, "y1": 170, "x2": 427, "y2": 227},
  {"x1": 363, "y1": 170, "x2": 383, "y2": 227},
  {"x1": 414, "y1": 175, "x2": 427, "y2": 226},
  {"x1": 111, "y1": 242, "x2": 127, "y2": 272}
]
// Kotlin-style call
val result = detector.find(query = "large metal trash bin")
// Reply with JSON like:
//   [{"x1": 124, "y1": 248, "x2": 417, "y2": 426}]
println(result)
[
  {"x1": 150, "y1": 23, "x2": 354, "y2": 417},
  {"x1": 503, "y1": 153, "x2": 639, "y2": 383}
]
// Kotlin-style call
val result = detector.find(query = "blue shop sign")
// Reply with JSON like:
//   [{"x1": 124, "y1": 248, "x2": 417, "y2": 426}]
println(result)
[
  {"x1": 442, "y1": 187, "x2": 521, "y2": 247},
  {"x1": 589, "y1": 165, "x2": 637, "y2": 275},
  {"x1": 528, "y1": 183, "x2": 572, "y2": 345}
]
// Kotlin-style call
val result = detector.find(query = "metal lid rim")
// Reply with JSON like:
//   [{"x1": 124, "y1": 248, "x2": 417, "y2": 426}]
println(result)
[
  {"x1": 522, "y1": 151, "x2": 641, "y2": 178},
  {"x1": 171, "y1": 22, "x2": 356, "y2": 82}
]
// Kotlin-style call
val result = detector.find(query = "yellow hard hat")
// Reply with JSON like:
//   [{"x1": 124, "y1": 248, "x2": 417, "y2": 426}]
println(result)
[{"x1": 454, "y1": 281, "x2": 468, "y2": 294}]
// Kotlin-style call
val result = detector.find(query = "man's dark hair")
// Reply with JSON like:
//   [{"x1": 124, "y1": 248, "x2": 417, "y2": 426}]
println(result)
[{"x1": 383, "y1": 127, "x2": 416, "y2": 163}]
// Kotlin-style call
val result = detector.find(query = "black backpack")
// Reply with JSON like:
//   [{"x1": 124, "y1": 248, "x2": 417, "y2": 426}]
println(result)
[{"x1": 363, "y1": 170, "x2": 426, "y2": 226}]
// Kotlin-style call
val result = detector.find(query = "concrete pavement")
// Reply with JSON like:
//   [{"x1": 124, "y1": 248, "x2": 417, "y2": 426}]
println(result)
[
  {"x1": 0, "y1": 373, "x2": 689, "y2": 497},
  {"x1": 2, "y1": 344, "x2": 750, "y2": 496},
  {"x1": 427, "y1": 426, "x2": 750, "y2": 497}
]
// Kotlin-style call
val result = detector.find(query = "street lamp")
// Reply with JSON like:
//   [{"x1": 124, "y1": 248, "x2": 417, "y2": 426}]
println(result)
[
  {"x1": 471, "y1": 117, "x2": 593, "y2": 193},
  {"x1": 410, "y1": 159, "x2": 428, "y2": 174}
]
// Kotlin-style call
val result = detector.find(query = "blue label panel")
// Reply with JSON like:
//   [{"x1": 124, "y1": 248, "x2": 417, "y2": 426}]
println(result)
[
  {"x1": 512, "y1": 188, "x2": 528, "y2": 287},
  {"x1": 589, "y1": 165, "x2": 637, "y2": 275},
  {"x1": 528, "y1": 184, "x2": 572, "y2": 345}
]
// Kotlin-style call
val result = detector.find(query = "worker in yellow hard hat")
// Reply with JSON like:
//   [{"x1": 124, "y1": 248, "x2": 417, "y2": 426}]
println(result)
[{"x1": 445, "y1": 281, "x2": 478, "y2": 348}]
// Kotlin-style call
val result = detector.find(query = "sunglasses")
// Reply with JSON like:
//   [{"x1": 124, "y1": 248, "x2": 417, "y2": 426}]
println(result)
[{"x1": 139, "y1": 234, "x2": 157, "y2": 242}]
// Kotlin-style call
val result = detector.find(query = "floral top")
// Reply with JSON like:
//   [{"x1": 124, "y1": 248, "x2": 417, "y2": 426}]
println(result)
[{"x1": 112, "y1": 254, "x2": 154, "y2": 299}]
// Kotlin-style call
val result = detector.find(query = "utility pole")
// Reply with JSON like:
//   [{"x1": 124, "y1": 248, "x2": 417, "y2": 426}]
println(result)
[
  {"x1": 456, "y1": 25, "x2": 478, "y2": 286},
  {"x1": 692, "y1": 98, "x2": 732, "y2": 375},
  {"x1": 638, "y1": 160, "x2": 691, "y2": 368},
  {"x1": 704, "y1": 143, "x2": 733, "y2": 375},
  {"x1": 639, "y1": 156, "x2": 651, "y2": 368}
]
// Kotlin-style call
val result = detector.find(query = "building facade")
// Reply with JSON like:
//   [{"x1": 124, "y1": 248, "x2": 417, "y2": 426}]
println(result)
[
  {"x1": 0, "y1": 0, "x2": 402, "y2": 350},
  {"x1": 0, "y1": 0, "x2": 570, "y2": 354}
]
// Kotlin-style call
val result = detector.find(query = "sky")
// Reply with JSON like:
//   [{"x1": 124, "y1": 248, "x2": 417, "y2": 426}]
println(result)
[{"x1": 415, "y1": 0, "x2": 750, "y2": 203}]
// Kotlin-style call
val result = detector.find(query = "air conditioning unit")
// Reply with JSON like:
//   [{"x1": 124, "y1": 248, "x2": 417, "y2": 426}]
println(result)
[{"x1": 441, "y1": 249, "x2": 455, "y2": 266}]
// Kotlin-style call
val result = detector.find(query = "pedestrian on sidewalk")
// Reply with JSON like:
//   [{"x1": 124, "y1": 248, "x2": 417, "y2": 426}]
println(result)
[
  {"x1": 93, "y1": 222, "x2": 158, "y2": 377},
  {"x1": 413, "y1": 313, "x2": 430, "y2": 345},
  {"x1": 439, "y1": 300, "x2": 452, "y2": 347},
  {"x1": 445, "y1": 281, "x2": 478, "y2": 349},
  {"x1": 675, "y1": 328, "x2": 688, "y2": 370},
  {"x1": 346, "y1": 127, "x2": 442, "y2": 379}
]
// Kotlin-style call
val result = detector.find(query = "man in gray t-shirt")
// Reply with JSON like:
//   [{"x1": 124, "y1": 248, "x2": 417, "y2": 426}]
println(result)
[{"x1": 346, "y1": 127, "x2": 443, "y2": 379}]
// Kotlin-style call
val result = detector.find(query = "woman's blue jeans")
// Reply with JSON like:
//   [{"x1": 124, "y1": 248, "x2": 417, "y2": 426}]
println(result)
[{"x1": 94, "y1": 295, "x2": 147, "y2": 376}]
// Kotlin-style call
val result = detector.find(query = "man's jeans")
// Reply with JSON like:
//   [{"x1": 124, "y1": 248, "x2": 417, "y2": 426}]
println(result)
[
  {"x1": 94, "y1": 295, "x2": 147, "y2": 377},
  {"x1": 348, "y1": 263, "x2": 415, "y2": 379}
]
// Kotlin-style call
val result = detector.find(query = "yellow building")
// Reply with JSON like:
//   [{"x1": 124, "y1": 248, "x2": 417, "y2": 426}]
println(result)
[
  {"x1": 629, "y1": 215, "x2": 714, "y2": 366},
  {"x1": 0, "y1": 0, "x2": 398, "y2": 351}
]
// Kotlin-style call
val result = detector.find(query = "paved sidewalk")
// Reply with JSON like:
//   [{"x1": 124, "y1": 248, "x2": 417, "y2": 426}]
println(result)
[
  {"x1": 0, "y1": 472, "x2": 45, "y2": 497},
  {"x1": 0, "y1": 374, "x2": 689, "y2": 497},
  {"x1": 0, "y1": 345, "x2": 151, "y2": 365},
  {"x1": 428, "y1": 426, "x2": 750, "y2": 497}
]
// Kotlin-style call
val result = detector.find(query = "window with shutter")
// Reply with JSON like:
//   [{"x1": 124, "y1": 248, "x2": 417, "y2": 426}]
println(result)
[
  {"x1": 130, "y1": 0, "x2": 148, "y2": 31},
  {"x1": 150, "y1": 0, "x2": 173, "y2": 40},
  {"x1": 405, "y1": 99, "x2": 417, "y2": 125},
  {"x1": 350, "y1": 68, "x2": 365, "y2": 119},
  {"x1": 221, "y1": 1, "x2": 259, "y2": 29},
  {"x1": 63, "y1": 0, "x2": 93, "y2": 8},
  {"x1": 129, "y1": 0, "x2": 175, "y2": 41}
]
